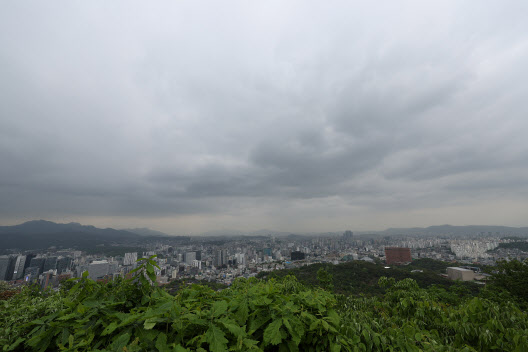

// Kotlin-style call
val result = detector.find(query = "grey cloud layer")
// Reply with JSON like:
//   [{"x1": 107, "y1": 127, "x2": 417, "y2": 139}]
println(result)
[{"x1": 1, "y1": 1, "x2": 528, "y2": 230}]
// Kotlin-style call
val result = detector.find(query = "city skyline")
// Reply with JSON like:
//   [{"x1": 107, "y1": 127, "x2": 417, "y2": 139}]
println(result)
[{"x1": 2, "y1": 1, "x2": 528, "y2": 234}]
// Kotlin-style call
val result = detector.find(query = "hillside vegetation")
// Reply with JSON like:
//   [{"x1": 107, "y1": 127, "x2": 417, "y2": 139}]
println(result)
[
  {"x1": 1, "y1": 257, "x2": 528, "y2": 351},
  {"x1": 259, "y1": 259, "x2": 480, "y2": 297}
]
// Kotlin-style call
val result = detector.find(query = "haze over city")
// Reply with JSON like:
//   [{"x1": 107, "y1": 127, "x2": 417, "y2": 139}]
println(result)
[{"x1": 1, "y1": 1, "x2": 528, "y2": 234}]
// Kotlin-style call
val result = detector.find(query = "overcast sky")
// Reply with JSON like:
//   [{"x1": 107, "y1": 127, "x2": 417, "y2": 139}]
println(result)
[{"x1": 1, "y1": 1, "x2": 528, "y2": 234}]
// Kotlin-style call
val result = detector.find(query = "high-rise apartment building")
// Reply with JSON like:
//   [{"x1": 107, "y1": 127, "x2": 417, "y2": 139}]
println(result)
[
  {"x1": 234, "y1": 253, "x2": 246, "y2": 266},
  {"x1": 123, "y1": 252, "x2": 138, "y2": 266}
]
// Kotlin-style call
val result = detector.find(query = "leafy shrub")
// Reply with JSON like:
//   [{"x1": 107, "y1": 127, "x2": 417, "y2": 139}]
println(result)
[{"x1": 2, "y1": 259, "x2": 528, "y2": 351}]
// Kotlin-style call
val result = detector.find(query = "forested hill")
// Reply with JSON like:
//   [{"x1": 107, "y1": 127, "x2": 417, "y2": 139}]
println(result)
[
  {"x1": 259, "y1": 259, "x2": 480, "y2": 296},
  {"x1": 379, "y1": 224, "x2": 528, "y2": 237},
  {"x1": 0, "y1": 220, "x2": 172, "y2": 252}
]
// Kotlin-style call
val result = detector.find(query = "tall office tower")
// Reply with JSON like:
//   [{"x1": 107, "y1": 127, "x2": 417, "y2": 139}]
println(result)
[
  {"x1": 123, "y1": 252, "x2": 138, "y2": 266},
  {"x1": 343, "y1": 230, "x2": 354, "y2": 241},
  {"x1": 43, "y1": 257, "x2": 58, "y2": 272},
  {"x1": 12, "y1": 255, "x2": 27, "y2": 280},
  {"x1": 56, "y1": 257, "x2": 72, "y2": 274},
  {"x1": 24, "y1": 266, "x2": 41, "y2": 281},
  {"x1": 195, "y1": 250, "x2": 202, "y2": 261},
  {"x1": 0, "y1": 256, "x2": 17, "y2": 281},
  {"x1": 29, "y1": 258, "x2": 46, "y2": 274},
  {"x1": 185, "y1": 252, "x2": 196, "y2": 265},
  {"x1": 215, "y1": 249, "x2": 228, "y2": 267},
  {"x1": 24, "y1": 254, "x2": 36, "y2": 272}
]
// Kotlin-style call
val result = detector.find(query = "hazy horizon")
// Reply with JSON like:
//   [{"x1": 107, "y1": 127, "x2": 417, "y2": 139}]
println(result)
[
  {"x1": 2, "y1": 1, "x2": 528, "y2": 234},
  {"x1": 2, "y1": 218, "x2": 528, "y2": 237}
]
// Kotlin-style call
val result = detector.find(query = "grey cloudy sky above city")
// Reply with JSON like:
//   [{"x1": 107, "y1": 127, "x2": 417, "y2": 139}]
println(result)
[{"x1": 1, "y1": 1, "x2": 528, "y2": 234}]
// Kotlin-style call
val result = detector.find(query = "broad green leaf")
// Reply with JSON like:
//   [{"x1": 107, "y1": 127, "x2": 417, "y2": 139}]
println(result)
[
  {"x1": 243, "y1": 337, "x2": 260, "y2": 350},
  {"x1": 330, "y1": 342, "x2": 341, "y2": 352},
  {"x1": 205, "y1": 324, "x2": 228, "y2": 352},
  {"x1": 101, "y1": 322, "x2": 119, "y2": 336},
  {"x1": 155, "y1": 332, "x2": 169, "y2": 352},
  {"x1": 263, "y1": 319, "x2": 283, "y2": 346},
  {"x1": 6, "y1": 337, "x2": 25, "y2": 351},
  {"x1": 234, "y1": 299, "x2": 249, "y2": 325},
  {"x1": 211, "y1": 300, "x2": 228, "y2": 318},
  {"x1": 220, "y1": 319, "x2": 245, "y2": 338},
  {"x1": 249, "y1": 313, "x2": 270, "y2": 334},
  {"x1": 144, "y1": 318, "x2": 157, "y2": 330},
  {"x1": 109, "y1": 332, "x2": 130, "y2": 350},
  {"x1": 286, "y1": 340, "x2": 300, "y2": 352}
]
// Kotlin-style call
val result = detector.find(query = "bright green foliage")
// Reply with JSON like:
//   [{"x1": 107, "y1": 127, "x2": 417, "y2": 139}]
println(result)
[
  {"x1": 261, "y1": 260, "x2": 479, "y2": 296},
  {"x1": 1, "y1": 259, "x2": 344, "y2": 351},
  {"x1": 1, "y1": 256, "x2": 528, "y2": 351},
  {"x1": 337, "y1": 276, "x2": 528, "y2": 351}
]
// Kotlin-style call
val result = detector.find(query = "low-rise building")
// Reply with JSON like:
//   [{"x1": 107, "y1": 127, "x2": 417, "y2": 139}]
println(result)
[{"x1": 447, "y1": 267, "x2": 475, "y2": 281}]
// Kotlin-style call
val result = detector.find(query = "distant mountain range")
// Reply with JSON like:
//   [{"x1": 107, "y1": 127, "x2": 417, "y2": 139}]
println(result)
[
  {"x1": 377, "y1": 225, "x2": 528, "y2": 237},
  {"x1": 2, "y1": 220, "x2": 528, "y2": 252},
  {"x1": 0, "y1": 220, "x2": 144, "y2": 251},
  {"x1": 195, "y1": 225, "x2": 528, "y2": 237},
  {"x1": 121, "y1": 227, "x2": 170, "y2": 237},
  {"x1": 198, "y1": 228, "x2": 295, "y2": 237},
  {"x1": 0, "y1": 220, "x2": 136, "y2": 237},
  {"x1": 198, "y1": 225, "x2": 528, "y2": 238}
]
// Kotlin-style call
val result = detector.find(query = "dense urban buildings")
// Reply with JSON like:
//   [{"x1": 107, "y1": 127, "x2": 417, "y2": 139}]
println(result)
[{"x1": 1, "y1": 226, "x2": 527, "y2": 289}]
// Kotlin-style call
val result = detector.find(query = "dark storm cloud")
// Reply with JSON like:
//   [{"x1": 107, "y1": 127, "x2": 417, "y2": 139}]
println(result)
[{"x1": 1, "y1": 1, "x2": 528, "y2": 231}]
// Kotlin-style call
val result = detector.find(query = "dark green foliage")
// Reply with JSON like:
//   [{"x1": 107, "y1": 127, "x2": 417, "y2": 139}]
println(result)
[
  {"x1": 164, "y1": 278, "x2": 228, "y2": 295},
  {"x1": 338, "y1": 277, "x2": 528, "y2": 351},
  {"x1": 261, "y1": 260, "x2": 479, "y2": 296},
  {"x1": 489, "y1": 259, "x2": 528, "y2": 304},
  {"x1": 2, "y1": 257, "x2": 528, "y2": 351},
  {"x1": 316, "y1": 267, "x2": 334, "y2": 292},
  {"x1": 403, "y1": 258, "x2": 455, "y2": 273},
  {"x1": 1, "y1": 259, "x2": 344, "y2": 351}
]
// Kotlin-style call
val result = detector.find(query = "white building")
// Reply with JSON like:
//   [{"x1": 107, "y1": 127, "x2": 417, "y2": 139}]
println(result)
[
  {"x1": 123, "y1": 252, "x2": 138, "y2": 266},
  {"x1": 447, "y1": 267, "x2": 475, "y2": 281}
]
